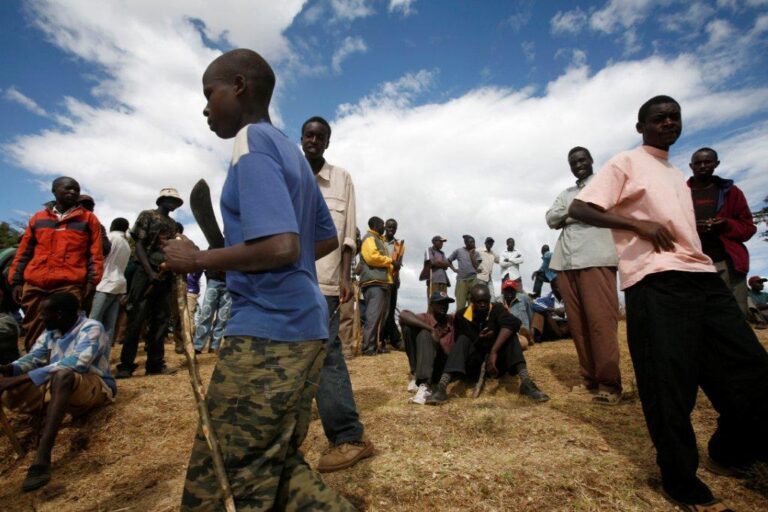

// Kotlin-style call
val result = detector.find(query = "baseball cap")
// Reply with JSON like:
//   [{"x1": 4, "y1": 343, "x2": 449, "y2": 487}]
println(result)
[
  {"x1": 429, "y1": 291, "x2": 455, "y2": 303},
  {"x1": 501, "y1": 279, "x2": 519, "y2": 291},
  {"x1": 748, "y1": 276, "x2": 767, "y2": 286},
  {"x1": 432, "y1": 235, "x2": 447, "y2": 242}
]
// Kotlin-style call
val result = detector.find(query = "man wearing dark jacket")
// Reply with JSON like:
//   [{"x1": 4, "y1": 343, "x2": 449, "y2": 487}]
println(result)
[
  {"x1": 426, "y1": 283, "x2": 549, "y2": 404},
  {"x1": 688, "y1": 147, "x2": 756, "y2": 315}
]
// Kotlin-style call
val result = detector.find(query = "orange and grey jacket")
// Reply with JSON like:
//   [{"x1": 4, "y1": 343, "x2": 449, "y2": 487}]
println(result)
[
  {"x1": 359, "y1": 230, "x2": 393, "y2": 287},
  {"x1": 8, "y1": 203, "x2": 104, "y2": 289}
]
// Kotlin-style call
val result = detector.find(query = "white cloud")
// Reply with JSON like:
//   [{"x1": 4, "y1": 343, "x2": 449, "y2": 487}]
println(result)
[
  {"x1": 550, "y1": 8, "x2": 588, "y2": 35},
  {"x1": 521, "y1": 41, "x2": 535, "y2": 62},
  {"x1": 4, "y1": 0, "x2": 307, "y2": 242},
  {"x1": 324, "y1": 55, "x2": 768, "y2": 312},
  {"x1": 331, "y1": 35, "x2": 368, "y2": 73},
  {"x1": 3, "y1": 86, "x2": 49, "y2": 118},
  {"x1": 388, "y1": 0, "x2": 416, "y2": 16},
  {"x1": 660, "y1": 2, "x2": 715, "y2": 32},
  {"x1": 505, "y1": 1, "x2": 533, "y2": 32},
  {"x1": 329, "y1": 0, "x2": 374, "y2": 21},
  {"x1": 337, "y1": 69, "x2": 435, "y2": 116},
  {"x1": 590, "y1": 0, "x2": 660, "y2": 33}
]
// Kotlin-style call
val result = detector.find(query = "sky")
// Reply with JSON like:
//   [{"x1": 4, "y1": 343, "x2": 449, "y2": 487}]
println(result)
[{"x1": 1, "y1": 0, "x2": 767, "y2": 313}]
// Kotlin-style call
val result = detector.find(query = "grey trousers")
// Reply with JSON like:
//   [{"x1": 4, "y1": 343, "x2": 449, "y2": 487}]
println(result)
[
  {"x1": 362, "y1": 285, "x2": 389, "y2": 354},
  {"x1": 713, "y1": 259, "x2": 748, "y2": 317}
]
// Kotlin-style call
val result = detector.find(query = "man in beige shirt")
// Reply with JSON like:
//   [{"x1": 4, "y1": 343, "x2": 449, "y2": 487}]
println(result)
[{"x1": 302, "y1": 116, "x2": 373, "y2": 473}]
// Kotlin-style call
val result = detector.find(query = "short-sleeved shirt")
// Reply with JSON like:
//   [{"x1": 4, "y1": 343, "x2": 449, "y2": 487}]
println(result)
[
  {"x1": 315, "y1": 162, "x2": 357, "y2": 297},
  {"x1": 749, "y1": 289, "x2": 768, "y2": 306},
  {"x1": 402, "y1": 311, "x2": 455, "y2": 353},
  {"x1": 131, "y1": 209, "x2": 177, "y2": 269},
  {"x1": 221, "y1": 122, "x2": 336, "y2": 341},
  {"x1": 576, "y1": 145, "x2": 715, "y2": 290},
  {"x1": 448, "y1": 247, "x2": 477, "y2": 280},
  {"x1": 425, "y1": 247, "x2": 449, "y2": 284}
]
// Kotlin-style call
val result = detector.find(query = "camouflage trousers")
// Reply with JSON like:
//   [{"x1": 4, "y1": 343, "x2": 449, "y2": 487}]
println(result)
[{"x1": 181, "y1": 336, "x2": 355, "y2": 511}]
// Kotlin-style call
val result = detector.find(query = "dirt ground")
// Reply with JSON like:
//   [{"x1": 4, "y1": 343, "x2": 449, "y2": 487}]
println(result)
[{"x1": 1, "y1": 323, "x2": 767, "y2": 511}]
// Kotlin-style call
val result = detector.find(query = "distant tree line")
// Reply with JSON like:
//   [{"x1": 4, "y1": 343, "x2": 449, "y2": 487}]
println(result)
[
  {"x1": 754, "y1": 196, "x2": 768, "y2": 242},
  {"x1": 0, "y1": 222, "x2": 23, "y2": 249}
]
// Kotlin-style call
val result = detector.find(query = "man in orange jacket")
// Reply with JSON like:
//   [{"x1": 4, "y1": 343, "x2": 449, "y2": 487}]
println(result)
[{"x1": 8, "y1": 177, "x2": 104, "y2": 349}]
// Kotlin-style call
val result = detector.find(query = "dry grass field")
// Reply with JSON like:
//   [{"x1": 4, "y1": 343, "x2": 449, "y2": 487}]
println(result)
[{"x1": 1, "y1": 322, "x2": 767, "y2": 511}]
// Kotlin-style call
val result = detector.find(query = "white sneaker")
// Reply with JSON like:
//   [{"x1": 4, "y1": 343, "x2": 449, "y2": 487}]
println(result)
[
  {"x1": 409, "y1": 383, "x2": 430, "y2": 405},
  {"x1": 407, "y1": 378, "x2": 418, "y2": 393}
]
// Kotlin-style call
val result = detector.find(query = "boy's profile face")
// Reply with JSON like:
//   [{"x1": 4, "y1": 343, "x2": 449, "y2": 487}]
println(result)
[{"x1": 202, "y1": 64, "x2": 242, "y2": 139}]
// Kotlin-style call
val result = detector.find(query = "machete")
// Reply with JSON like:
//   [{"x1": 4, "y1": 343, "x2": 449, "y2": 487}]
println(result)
[{"x1": 189, "y1": 179, "x2": 225, "y2": 249}]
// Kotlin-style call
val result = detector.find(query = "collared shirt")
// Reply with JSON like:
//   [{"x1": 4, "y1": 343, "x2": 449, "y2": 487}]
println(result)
[
  {"x1": 477, "y1": 248, "x2": 499, "y2": 282},
  {"x1": 533, "y1": 293, "x2": 566, "y2": 320},
  {"x1": 546, "y1": 174, "x2": 619, "y2": 271},
  {"x1": 577, "y1": 145, "x2": 715, "y2": 290},
  {"x1": 499, "y1": 249, "x2": 524, "y2": 280},
  {"x1": 131, "y1": 209, "x2": 177, "y2": 269},
  {"x1": 506, "y1": 295, "x2": 533, "y2": 330},
  {"x1": 96, "y1": 231, "x2": 131, "y2": 294},
  {"x1": 12, "y1": 314, "x2": 115, "y2": 396},
  {"x1": 749, "y1": 289, "x2": 768, "y2": 306},
  {"x1": 315, "y1": 161, "x2": 357, "y2": 297},
  {"x1": 385, "y1": 236, "x2": 405, "y2": 286},
  {"x1": 448, "y1": 247, "x2": 478, "y2": 280},
  {"x1": 538, "y1": 251, "x2": 557, "y2": 282},
  {"x1": 221, "y1": 122, "x2": 336, "y2": 341},
  {"x1": 425, "y1": 246, "x2": 449, "y2": 284},
  {"x1": 402, "y1": 311, "x2": 455, "y2": 353}
]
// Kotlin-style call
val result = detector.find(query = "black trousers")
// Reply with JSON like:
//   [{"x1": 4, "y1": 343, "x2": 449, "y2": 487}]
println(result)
[
  {"x1": 444, "y1": 332, "x2": 525, "y2": 381},
  {"x1": 383, "y1": 285, "x2": 402, "y2": 346},
  {"x1": 118, "y1": 266, "x2": 172, "y2": 373},
  {"x1": 625, "y1": 271, "x2": 768, "y2": 504},
  {"x1": 402, "y1": 325, "x2": 446, "y2": 384}
]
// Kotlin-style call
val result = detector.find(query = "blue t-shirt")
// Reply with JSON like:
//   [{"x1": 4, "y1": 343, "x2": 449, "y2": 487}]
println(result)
[{"x1": 220, "y1": 122, "x2": 336, "y2": 341}]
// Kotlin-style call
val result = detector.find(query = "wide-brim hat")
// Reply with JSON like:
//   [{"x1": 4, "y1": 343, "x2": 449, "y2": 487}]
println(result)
[{"x1": 156, "y1": 187, "x2": 183, "y2": 206}]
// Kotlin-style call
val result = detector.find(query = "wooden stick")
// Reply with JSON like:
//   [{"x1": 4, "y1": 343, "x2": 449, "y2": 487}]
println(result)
[
  {"x1": 0, "y1": 398, "x2": 24, "y2": 457},
  {"x1": 473, "y1": 355, "x2": 488, "y2": 399},
  {"x1": 352, "y1": 280, "x2": 362, "y2": 356},
  {"x1": 175, "y1": 275, "x2": 236, "y2": 512}
]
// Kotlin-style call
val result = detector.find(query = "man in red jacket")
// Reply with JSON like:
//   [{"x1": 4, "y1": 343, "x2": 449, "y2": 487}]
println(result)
[
  {"x1": 8, "y1": 177, "x2": 104, "y2": 349},
  {"x1": 688, "y1": 147, "x2": 756, "y2": 315}
]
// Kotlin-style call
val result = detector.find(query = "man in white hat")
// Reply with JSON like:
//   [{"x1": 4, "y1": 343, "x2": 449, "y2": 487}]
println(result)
[{"x1": 116, "y1": 188, "x2": 181, "y2": 378}]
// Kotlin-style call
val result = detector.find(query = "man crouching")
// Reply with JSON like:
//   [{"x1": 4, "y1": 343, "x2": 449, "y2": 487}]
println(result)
[
  {"x1": 426, "y1": 283, "x2": 549, "y2": 405},
  {"x1": 0, "y1": 292, "x2": 115, "y2": 492}
]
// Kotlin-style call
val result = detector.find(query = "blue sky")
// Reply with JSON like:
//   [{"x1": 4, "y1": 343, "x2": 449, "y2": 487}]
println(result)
[{"x1": 1, "y1": 0, "x2": 767, "y2": 310}]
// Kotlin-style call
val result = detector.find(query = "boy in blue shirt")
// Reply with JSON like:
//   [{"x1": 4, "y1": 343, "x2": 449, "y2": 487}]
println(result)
[{"x1": 164, "y1": 48, "x2": 353, "y2": 511}]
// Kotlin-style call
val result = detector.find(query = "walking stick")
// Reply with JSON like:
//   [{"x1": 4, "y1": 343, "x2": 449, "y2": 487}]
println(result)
[
  {"x1": 473, "y1": 355, "x2": 488, "y2": 399},
  {"x1": 0, "y1": 399, "x2": 24, "y2": 457},
  {"x1": 352, "y1": 281, "x2": 362, "y2": 356},
  {"x1": 175, "y1": 275, "x2": 236, "y2": 512}
]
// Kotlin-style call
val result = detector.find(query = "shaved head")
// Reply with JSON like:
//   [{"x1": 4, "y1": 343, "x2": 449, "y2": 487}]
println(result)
[{"x1": 204, "y1": 49, "x2": 276, "y2": 104}]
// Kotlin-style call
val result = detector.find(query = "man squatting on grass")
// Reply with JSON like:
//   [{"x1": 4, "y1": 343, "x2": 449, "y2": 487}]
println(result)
[
  {"x1": 569, "y1": 95, "x2": 768, "y2": 511},
  {"x1": 163, "y1": 49, "x2": 355, "y2": 511}
]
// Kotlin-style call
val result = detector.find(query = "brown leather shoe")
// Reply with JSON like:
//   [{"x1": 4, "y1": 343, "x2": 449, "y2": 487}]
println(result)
[{"x1": 317, "y1": 439, "x2": 374, "y2": 473}]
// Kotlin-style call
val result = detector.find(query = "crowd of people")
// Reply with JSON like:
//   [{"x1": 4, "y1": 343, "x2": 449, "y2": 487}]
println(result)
[{"x1": 0, "y1": 47, "x2": 766, "y2": 512}]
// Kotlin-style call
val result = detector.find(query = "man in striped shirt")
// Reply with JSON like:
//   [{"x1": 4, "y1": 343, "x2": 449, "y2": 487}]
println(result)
[{"x1": 0, "y1": 292, "x2": 115, "y2": 492}]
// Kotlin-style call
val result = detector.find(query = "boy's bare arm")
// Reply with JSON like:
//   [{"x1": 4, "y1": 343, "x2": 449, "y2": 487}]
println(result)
[{"x1": 163, "y1": 233, "x2": 300, "y2": 273}]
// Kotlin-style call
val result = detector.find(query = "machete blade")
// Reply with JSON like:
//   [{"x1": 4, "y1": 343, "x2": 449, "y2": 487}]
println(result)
[{"x1": 189, "y1": 179, "x2": 225, "y2": 249}]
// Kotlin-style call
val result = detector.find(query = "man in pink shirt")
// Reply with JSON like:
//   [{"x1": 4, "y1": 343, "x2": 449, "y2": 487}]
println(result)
[{"x1": 570, "y1": 95, "x2": 768, "y2": 511}]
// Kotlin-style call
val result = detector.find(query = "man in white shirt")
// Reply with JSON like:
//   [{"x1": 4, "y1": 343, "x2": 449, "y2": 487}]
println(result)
[
  {"x1": 302, "y1": 115, "x2": 373, "y2": 473},
  {"x1": 89, "y1": 218, "x2": 131, "y2": 343},
  {"x1": 499, "y1": 237, "x2": 524, "y2": 291},
  {"x1": 477, "y1": 237, "x2": 499, "y2": 301}
]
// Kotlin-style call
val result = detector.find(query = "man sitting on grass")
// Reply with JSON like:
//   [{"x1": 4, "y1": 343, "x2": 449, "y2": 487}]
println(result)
[
  {"x1": 426, "y1": 283, "x2": 549, "y2": 405},
  {"x1": 0, "y1": 292, "x2": 115, "y2": 492},
  {"x1": 399, "y1": 291, "x2": 456, "y2": 405}
]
